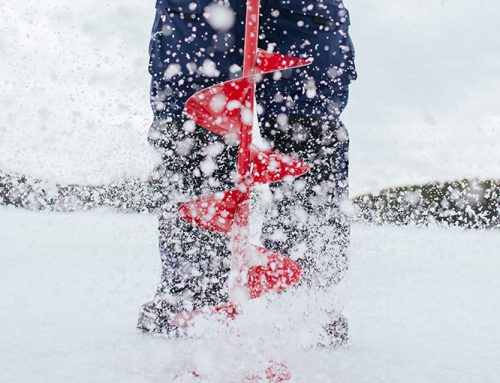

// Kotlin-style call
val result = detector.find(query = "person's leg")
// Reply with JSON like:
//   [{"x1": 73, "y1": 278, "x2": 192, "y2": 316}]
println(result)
[
  {"x1": 257, "y1": 0, "x2": 356, "y2": 346},
  {"x1": 258, "y1": 115, "x2": 351, "y2": 348},
  {"x1": 259, "y1": 116, "x2": 350, "y2": 288},
  {"x1": 138, "y1": 116, "x2": 238, "y2": 334},
  {"x1": 139, "y1": 1, "x2": 245, "y2": 333},
  {"x1": 139, "y1": 0, "x2": 357, "y2": 342},
  {"x1": 257, "y1": 1, "x2": 356, "y2": 120}
]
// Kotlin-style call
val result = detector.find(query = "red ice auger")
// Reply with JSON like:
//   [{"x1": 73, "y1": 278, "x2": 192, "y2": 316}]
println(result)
[
  {"x1": 177, "y1": 0, "x2": 312, "y2": 380},
  {"x1": 178, "y1": 1, "x2": 311, "y2": 316}
]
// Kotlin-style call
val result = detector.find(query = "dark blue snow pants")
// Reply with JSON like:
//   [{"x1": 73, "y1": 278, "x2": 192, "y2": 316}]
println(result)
[{"x1": 147, "y1": 0, "x2": 356, "y2": 312}]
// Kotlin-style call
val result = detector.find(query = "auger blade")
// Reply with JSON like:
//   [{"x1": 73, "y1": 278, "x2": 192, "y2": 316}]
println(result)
[
  {"x1": 185, "y1": 77, "x2": 254, "y2": 138},
  {"x1": 256, "y1": 49, "x2": 312, "y2": 75},
  {"x1": 251, "y1": 148, "x2": 309, "y2": 185},
  {"x1": 178, "y1": 190, "x2": 244, "y2": 235},
  {"x1": 247, "y1": 246, "x2": 302, "y2": 299},
  {"x1": 179, "y1": 149, "x2": 309, "y2": 234}
]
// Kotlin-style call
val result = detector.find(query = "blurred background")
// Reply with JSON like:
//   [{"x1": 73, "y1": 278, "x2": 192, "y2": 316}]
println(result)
[{"x1": 0, "y1": 0, "x2": 499, "y2": 227}]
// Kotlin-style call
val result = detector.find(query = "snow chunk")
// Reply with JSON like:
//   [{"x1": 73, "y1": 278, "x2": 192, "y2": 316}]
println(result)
[
  {"x1": 198, "y1": 59, "x2": 221, "y2": 78},
  {"x1": 164, "y1": 64, "x2": 182, "y2": 80},
  {"x1": 204, "y1": 4, "x2": 235, "y2": 32},
  {"x1": 209, "y1": 94, "x2": 227, "y2": 113}
]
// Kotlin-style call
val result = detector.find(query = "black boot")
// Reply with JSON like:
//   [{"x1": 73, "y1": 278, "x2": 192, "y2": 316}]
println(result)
[
  {"x1": 137, "y1": 300, "x2": 183, "y2": 337},
  {"x1": 320, "y1": 313, "x2": 349, "y2": 348}
]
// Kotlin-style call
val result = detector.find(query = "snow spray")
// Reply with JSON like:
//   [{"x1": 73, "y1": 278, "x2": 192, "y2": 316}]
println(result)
[{"x1": 177, "y1": 0, "x2": 312, "y2": 379}]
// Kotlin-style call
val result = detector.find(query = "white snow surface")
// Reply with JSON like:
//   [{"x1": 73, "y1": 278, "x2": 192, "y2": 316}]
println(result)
[
  {"x1": 0, "y1": 0, "x2": 500, "y2": 191},
  {"x1": 1, "y1": 207, "x2": 499, "y2": 382}
]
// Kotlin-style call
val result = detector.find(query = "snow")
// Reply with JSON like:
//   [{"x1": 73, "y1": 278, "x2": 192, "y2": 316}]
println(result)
[
  {"x1": 1, "y1": 207, "x2": 499, "y2": 382},
  {"x1": 204, "y1": 4, "x2": 236, "y2": 32}
]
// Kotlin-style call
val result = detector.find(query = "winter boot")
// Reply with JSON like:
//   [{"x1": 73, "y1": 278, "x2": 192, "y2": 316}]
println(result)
[
  {"x1": 319, "y1": 313, "x2": 349, "y2": 348},
  {"x1": 137, "y1": 300, "x2": 183, "y2": 337}
]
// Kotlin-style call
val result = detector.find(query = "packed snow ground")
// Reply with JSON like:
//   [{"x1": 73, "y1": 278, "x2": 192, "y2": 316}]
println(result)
[{"x1": 1, "y1": 207, "x2": 499, "y2": 383}]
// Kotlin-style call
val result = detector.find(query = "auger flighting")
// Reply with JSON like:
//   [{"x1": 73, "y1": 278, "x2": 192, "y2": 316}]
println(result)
[{"x1": 178, "y1": 0, "x2": 312, "y2": 318}]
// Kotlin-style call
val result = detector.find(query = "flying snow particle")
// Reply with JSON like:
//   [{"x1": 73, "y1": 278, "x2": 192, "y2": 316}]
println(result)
[
  {"x1": 200, "y1": 158, "x2": 217, "y2": 176},
  {"x1": 328, "y1": 67, "x2": 341, "y2": 79},
  {"x1": 229, "y1": 64, "x2": 242, "y2": 74},
  {"x1": 209, "y1": 94, "x2": 228, "y2": 113},
  {"x1": 155, "y1": 101, "x2": 166, "y2": 112},
  {"x1": 406, "y1": 191, "x2": 421, "y2": 206},
  {"x1": 186, "y1": 62, "x2": 198, "y2": 75},
  {"x1": 305, "y1": 78, "x2": 317, "y2": 99},
  {"x1": 204, "y1": 4, "x2": 235, "y2": 32},
  {"x1": 183, "y1": 120, "x2": 196, "y2": 133},
  {"x1": 175, "y1": 138, "x2": 195, "y2": 157},
  {"x1": 226, "y1": 100, "x2": 242, "y2": 111},
  {"x1": 340, "y1": 45, "x2": 351, "y2": 53},
  {"x1": 164, "y1": 64, "x2": 182, "y2": 80},
  {"x1": 205, "y1": 142, "x2": 224, "y2": 157},
  {"x1": 276, "y1": 113, "x2": 288, "y2": 128},
  {"x1": 199, "y1": 59, "x2": 221, "y2": 77},
  {"x1": 241, "y1": 108, "x2": 253, "y2": 125}
]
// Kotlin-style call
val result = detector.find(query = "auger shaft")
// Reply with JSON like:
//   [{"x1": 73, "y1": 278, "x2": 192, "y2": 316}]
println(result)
[{"x1": 243, "y1": 0, "x2": 260, "y2": 77}]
